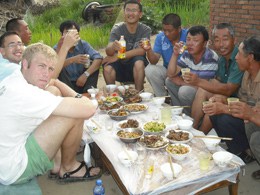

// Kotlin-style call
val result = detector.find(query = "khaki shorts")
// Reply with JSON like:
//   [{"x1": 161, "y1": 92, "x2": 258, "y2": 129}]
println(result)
[{"x1": 14, "y1": 134, "x2": 54, "y2": 184}]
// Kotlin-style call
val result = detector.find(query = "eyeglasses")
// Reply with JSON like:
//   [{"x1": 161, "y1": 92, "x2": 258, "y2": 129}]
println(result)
[
  {"x1": 125, "y1": 8, "x2": 140, "y2": 13},
  {"x1": 6, "y1": 42, "x2": 24, "y2": 49}
]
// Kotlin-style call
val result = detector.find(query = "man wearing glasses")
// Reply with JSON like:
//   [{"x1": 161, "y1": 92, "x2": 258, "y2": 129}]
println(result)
[{"x1": 102, "y1": 0, "x2": 151, "y2": 91}]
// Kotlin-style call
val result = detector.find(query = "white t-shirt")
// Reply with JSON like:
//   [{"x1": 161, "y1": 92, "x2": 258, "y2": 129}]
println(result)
[{"x1": 0, "y1": 70, "x2": 63, "y2": 185}]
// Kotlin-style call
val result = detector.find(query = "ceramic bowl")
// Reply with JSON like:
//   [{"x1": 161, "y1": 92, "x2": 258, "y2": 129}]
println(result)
[
  {"x1": 177, "y1": 119, "x2": 193, "y2": 130},
  {"x1": 106, "y1": 84, "x2": 117, "y2": 93},
  {"x1": 166, "y1": 143, "x2": 192, "y2": 161},
  {"x1": 117, "y1": 85, "x2": 129, "y2": 94},
  {"x1": 153, "y1": 97, "x2": 165, "y2": 106},
  {"x1": 171, "y1": 106, "x2": 183, "y2": 115},
  {"x1": 212, "y1": 151, "x2": 233, "y2": 168},
  {"x1": 118, "y1": 151, "x2": 138, "y2": 167},
  {"x1": 202, "y1": 136, "x2": 221, "y2": 151},
  {"x1": 139, "y1": 92, "x2": 153, "y2": 101},
  {"x1": 87, "y1": 88, "x2": 99, "y2": 95},
  {"x1": 107, "y1": 109, "x2": 130, "y2": 121},
  {"x1": 116, "y1": 129, "x2": 143, "y2": 143},
  {"x1": 160, "y1": 162, "x2": 182, "y2": 179}
]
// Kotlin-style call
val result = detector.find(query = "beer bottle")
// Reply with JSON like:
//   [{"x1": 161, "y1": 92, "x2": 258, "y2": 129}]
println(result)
[{"x1": 118, "y1": 35, "x2": 126, "y2": 59}]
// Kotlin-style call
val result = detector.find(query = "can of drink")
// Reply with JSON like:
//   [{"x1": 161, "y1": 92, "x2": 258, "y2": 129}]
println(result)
[{"x1": 84, "y1": 54, "x2": 90, "y2": 69}]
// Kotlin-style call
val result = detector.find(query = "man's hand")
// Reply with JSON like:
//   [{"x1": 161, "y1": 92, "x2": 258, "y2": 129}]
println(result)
[
  {"x1": 76, "y1": 74, "x2": 87, "y2": 87},
  {"x1": 70, "y1": 54, "x2": 88, "y2": 65},
  {"x1": 139, "y1": 39, "x2": 151, "y2": 51},
  {"x1": 202, "y1": 102, "x2": 226, "y2": 116},
  {"x1": 182, "y1": 72, "x2": 200, "y2": 85},
  {"x1": 229, "y1": 101, "x2": 254, "y2": 120},
  {"x1": 173, "y1": 42, "x2": 184, "y2": 57},
  {"x1": 111, "y1": 40, "x2": 122, "y2": 52},
  {"x1": 102, "y1": 55, "x2": 118, "y2": 66}
]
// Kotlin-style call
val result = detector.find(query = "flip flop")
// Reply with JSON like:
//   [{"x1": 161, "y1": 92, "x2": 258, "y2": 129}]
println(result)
[
  {"x1": 57, "y1": 161, "x2": 102, "y2": 184},
  {"x1": 48, "y1": 171, "x2": 58, "y2": 180}
]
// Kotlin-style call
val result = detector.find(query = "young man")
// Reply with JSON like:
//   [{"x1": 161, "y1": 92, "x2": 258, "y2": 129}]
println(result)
[
  {"x1": 54, "y1": 20, "x2": 103, "y2": 93},
  {"x1": 165, "y1": 25, "x2": 219, "y2": 115},
  {"x1": 203, "y1": 36, "x2": 260, "y2": 164},
  {"x1": 6, "y1": 18, "x2": 32, "y2": 46},
  {"x1": 186, "y1": 23, "x2": 244, "y2": 133},
  {"x1": 142, "y1": 13, "x2": 188, "y2": 96},
  {"x1": 0, "y1": 43, "x2": 101, "y2": 185},
  {"x1": 102, "y1": 0, "x2": 151, "y2": 91}
]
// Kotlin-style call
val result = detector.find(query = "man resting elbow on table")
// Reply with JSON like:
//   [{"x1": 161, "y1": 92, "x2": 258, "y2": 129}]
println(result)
[
  {"x1": 202, "y1": 36, "x2": 260, "y2": 165},
  {"x1": 0, "y1": 43, "x2": 101, "y2": 185}
]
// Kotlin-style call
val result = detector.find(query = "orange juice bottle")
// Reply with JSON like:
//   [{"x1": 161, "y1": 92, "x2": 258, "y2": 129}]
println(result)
[{"x1": 118, "y1": 35, "x2": 126, "y2": 59}]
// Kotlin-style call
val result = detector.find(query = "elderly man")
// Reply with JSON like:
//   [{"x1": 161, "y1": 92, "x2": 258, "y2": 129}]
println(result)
[
  {"x1": 185, "y1": 23, "x2": 244, "y2": 133},
  {"x1": 0, "y1": 43, "x2": 101, "y2": 185},
  {"x1": 103, "y1": 0, "x2": 151, "y2": 91},
  {"x1": 203, "y1": 36, "x2": 260, "y2": 164},
  {"x1": 165, "y1": 25, "x2": 219, "y2": 115},
  {"x1": 142, "y1": 13, "x2": 188, "y2": 97}
]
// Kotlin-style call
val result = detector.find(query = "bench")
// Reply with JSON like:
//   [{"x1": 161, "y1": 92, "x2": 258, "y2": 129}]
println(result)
[{"x1": 0, "y1": 177, "x2": 42, "y2": 195}]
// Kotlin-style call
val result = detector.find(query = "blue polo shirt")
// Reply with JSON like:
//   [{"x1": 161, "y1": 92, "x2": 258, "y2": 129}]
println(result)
[
  {"x1": 153, "y1": 29, "x2": 188, "y2": 68},
  {"x1": 0, "y1": 57, "x2": 20, "y2": 82},
  {"x1": 54, "y1": 40, "x2": 102, "y2": 81}
]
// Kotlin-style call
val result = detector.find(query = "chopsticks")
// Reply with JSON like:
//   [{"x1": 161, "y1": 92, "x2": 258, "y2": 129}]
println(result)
[
  {"x1": 194, "y1": 135, "x2": 233, "y2": 141},
  {"x1": 123, "y1": 147, "x2": 133, "y2": 162},
  {"x1": 168, "y1": 155, "x2": 175, "y2": 179},
  {"x1": 169, "y1": 105, "x2": 190, "y2": 108},
  {"x1": 90, "y1": 119, "x2": 102, "y2": 129},
  {"x1": 153, "y1": 96, "x2": 170, "y2": 99}
]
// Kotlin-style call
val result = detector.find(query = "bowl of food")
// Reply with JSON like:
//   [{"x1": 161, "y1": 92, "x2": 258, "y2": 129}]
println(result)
[
  {"x1": 123, "y1": 103, "x2": 148, "y2": 114},
  {"x1": 153, "y1": 97, "x2": 165, "y2": 106},
  {"x1": 118, "y1": 151, "x2": 138, "y2": 167},
  {"x1": 212, "y1": 151, "x2": 233, "y2": 168},
  {"x1": 143, "y1": 121, "x2": 166, "y2": 134},
  {"x1": 107, "y1": 109, "x2": 130, "y2": 121},
  {"x1": 117, "y1": 119, "x2": 140, "y2": 130},
  {"x1": 116, "y1": 128, "x2": 143, "y2": 143},
  {"x1": 139, "y1": 135, "x2": 168, "y2": 149},
  {"x1": 139, "y1": 92, "x2": 153, "y2": 101},
  {"x1": 202, "y1": 136, "x2": 221, "y2": 151},
  {"x1": 106, "y1": 84, "x2": 117, "y2": 93},
  {"x1": 87, "y1": 88, "x2": 99, "y2": 95},
  {"x1": 104, "y1": 96, "x2": 123, "y2": 106},
  {"x1": 160, "y1": 162, "x2": 182, "y2": 179},
  {"x1": 166, "y1": 143, "x2": 192, "y2": 161},
  {"x1": 171, "y1": 106, "x2": 183, "y2": 115},
  {"x1": 177, "y1": 119, "x2": 193, "y2": 130},
  {"x1": 166, "y1": 130, "x2": 193, "y2": 144}
]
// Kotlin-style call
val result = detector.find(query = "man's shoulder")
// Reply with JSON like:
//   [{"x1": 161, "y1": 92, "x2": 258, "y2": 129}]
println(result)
[
  {"x1": 138, "y1": 22, "x2": 151, "y2": 30},
  {"x1": 205, "y1": 47, "x2": 219, "y2": 60}
]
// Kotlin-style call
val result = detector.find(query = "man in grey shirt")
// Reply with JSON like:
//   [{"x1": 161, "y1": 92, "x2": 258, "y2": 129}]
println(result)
[{"x1": 102, "y1": 0, "x2": 151, "y2": 91}]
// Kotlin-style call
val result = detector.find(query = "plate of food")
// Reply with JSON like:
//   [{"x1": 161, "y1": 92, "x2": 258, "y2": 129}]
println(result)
[
  {"x1": 142, "y1": 121, "x2": 166, "y2": 134},
  {"x1": 165, "y1": 130, "x2": 193, "y2": 144},
  {"x1": 123, "y1": 103, "x2": 148, "y2": 114},
  {"x1": 139, "y1": 135, "x2": 168, "y2": 150},
  {"x1": 116, "y1": 129, "x2": 143, "y2": 143},
  {"x1": 104, "y1": 96, "x2": 123, "y2": 106},
  {"x1": 99, "y1": 101, "x2": 124, "y2": 112},
  {"x1": 120, "y1": 88, "x2": 142, "y2": 104},
  {"x1": 116, "y1": 119, "x2": 140, "y2": 129}
]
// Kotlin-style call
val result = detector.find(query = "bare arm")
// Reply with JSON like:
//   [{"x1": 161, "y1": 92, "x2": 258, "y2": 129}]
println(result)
[
  {"x1": 146, "y1": 49, "x2": 160, "y2": 64},
  {"x1": 167, "y1": 42, "x2": 183, "y2": 78}
]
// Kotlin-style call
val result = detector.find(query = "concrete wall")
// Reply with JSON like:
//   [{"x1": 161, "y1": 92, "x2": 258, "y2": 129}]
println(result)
[{"x1": 210, "y1": 0, "x2": 260, "y2": 43}]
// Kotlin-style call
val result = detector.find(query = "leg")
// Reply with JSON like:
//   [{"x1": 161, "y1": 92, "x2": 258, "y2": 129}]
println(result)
[
  {"x1": 145, "y1": 64, "x2": 167, "y2": 96},
  {"x1": 133, "y1": 60, "x2": 145, "y2": 91},
  {"x1": 58, "y1": 68, "x2": 74, "y2": 89},
  {"x1": 33, "y1": 115, "x2": 100, "y2": 178},
  {"x1": 210, "y1": 114, "x2": 250, "y2": 154},
  {"x1": 82, "y1": 69, "x2": 100, "y2": 93},
  {"x1": 103, "y1": 65, "x2": 116, "y2": 84},
  {"x1": 191, "y1": 88, "x2": 213, "y2": 129},
  {"x1": 200, "y1": 114, "x2": 213, "y2": 134},
  {"x1": 178, "y1": 86, "x2": 197, "y2": 116},
  {"x1": 165, "y1": 77, "x2": 181, "y2": 106}
]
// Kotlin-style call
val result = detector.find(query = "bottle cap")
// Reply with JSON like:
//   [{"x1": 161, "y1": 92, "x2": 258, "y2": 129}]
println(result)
[{"x1": 96, "y1": 179, "x2": 102, "y2": 185}]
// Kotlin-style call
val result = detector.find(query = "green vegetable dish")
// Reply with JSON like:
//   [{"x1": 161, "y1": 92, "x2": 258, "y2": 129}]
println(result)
[{"x1": 143, "y1": 121, "x2": 166, "y2": 132}]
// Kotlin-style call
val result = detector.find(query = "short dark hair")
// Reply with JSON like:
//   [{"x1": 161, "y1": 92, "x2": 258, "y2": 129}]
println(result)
[
  {"x1": 0, "y1": 31, "x2": 20, "y2": 47},
  {"x1": 124, "y1": 0, "x2": 142, "y2": 12},
  {"x1": 187, "y1": 25, "x2": 209, "y2": 41},
  {"x1": 212, "y1": 23, "x2": 235, "y2": 37},
  {"x1": 59, "y1": 20, "x2": 80, "y2": 33},
  {"x1": 242, "y1": 36, "x2": 260, "y2": 62},
  {"x1": 6, "y1": 18, "x2": 23, "y2": 32},
  {"x1": 162, "y1": 13, "x2": 181, "y2": 29}
]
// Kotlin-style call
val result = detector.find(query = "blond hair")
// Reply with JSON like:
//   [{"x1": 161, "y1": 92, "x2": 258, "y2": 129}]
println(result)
[{"x1": 22, "y1": 42, "x2": 58, "y2": 67}]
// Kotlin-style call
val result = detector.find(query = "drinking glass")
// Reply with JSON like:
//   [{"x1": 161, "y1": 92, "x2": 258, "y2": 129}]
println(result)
[
  {"x1": 136, "y1": 143, "x2": 146, "y2": 163},
  {"x1": 198, "y1": 152, "x2": 211, "y2": 171},
  {"x1": 160, "y1": 107, "x2": 172, "y2": 125}
]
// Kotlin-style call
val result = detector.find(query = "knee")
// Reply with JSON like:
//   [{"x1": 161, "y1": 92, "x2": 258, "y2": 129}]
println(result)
[
  {"x1": 134, "y1": 60, "x2": 145, "y2": 70},
  {"x1": 165, "y1": 78, "x2": 173, "y2": 89},
  {"x1": 145, "y1": 64, "x2": 155, "y2": 77},
  {"x1": 103, "y1": 65, "x2": 113, "y2": 75},
  {"x1": 249, "y1": 132, "x2": 260, "y2": 148}
]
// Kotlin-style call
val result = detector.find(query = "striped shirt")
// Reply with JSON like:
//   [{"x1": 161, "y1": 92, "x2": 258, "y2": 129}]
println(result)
[{"x1": 178, "y1": 47, "x2": 219, "y2": 79}]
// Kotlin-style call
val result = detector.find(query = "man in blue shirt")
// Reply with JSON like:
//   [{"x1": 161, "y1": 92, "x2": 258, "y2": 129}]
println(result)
[
  {"x1": 54, "y1": 20, "x2": 103, "y2": 93},
  {"x1": 141, "y1": 13, "x2": 188, "y2": 96}
]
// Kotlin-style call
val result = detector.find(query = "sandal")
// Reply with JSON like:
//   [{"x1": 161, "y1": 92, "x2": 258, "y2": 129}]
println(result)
[
  {"x1": 57, "y1": 161, "x2": 102, "y2": 184},
  {"x1": 48, "y1": 171, "x2": 58, "y2": 180}
]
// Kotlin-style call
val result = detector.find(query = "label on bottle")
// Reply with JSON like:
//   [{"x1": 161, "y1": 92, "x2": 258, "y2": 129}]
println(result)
[{"x1": 118, "y1": 46, "x2": 126, "y2": 59}]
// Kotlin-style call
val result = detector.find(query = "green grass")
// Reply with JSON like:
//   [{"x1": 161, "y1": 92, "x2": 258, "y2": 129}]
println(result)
[{"x1": 26, "y1": 0, "x2": 209, "y2": 48}]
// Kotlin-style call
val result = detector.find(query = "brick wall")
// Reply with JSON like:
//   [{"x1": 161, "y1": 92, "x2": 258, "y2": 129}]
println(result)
[{"x1": 210, "y1": 0, "x2": 260, "y2": 43}]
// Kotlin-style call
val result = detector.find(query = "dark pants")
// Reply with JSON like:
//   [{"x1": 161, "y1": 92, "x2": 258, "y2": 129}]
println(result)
[
  {"x1": 210, "y1": 114, "x2": 250, "y2": 154},
  {"x1": 58, "y1": 68, "x2": 99, "y2": 94}
]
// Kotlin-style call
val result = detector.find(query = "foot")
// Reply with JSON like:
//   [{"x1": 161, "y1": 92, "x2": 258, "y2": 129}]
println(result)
[
  {"x1": 252, "y1": 170, "x2": 260, "y2": 180},
  {"x1": 237, "y1": 151, "x2": 255, "y2": 164}
]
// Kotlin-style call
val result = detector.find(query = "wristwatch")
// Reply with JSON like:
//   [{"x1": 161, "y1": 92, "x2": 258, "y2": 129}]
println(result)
[
  {"x1": 84, "y1": 71, "x2": 90, "y2": 78},
  {"x1": 75, "y1": 93, "x2": 83, "y2": 98}
]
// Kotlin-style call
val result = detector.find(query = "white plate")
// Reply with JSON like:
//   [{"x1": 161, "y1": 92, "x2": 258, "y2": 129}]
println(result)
[
  {"x1": 140, "y1": 135, "x2": 169, "y2": 150},
  {"x1": 165, "y1": 130, "x2": 193, "y2": 144},
  {"x1": 116, "y1": 119, "x2": 140, "y2": 130},
  {"x1": 123, "y1": 103, "x2": 148, "y2": 114}
]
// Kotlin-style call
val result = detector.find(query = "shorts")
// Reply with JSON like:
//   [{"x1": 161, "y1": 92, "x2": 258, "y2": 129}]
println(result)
[
  {"x1": 105, "y1": 56, "x2": 148, "y2": 82},
  {"x1": 14, "y1": 134, "x2": 54, "y2": 184}
]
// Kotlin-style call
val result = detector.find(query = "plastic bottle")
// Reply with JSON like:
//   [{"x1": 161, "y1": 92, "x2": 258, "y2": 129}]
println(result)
[
  {"x1": 90, "y1": 93, "x2": 98, "y2": 109},
  {"x1": 118, "y1": 35, "x2": 126, "y2": 59},
  {"x1": 93, "y1": 179, "x2": 105, "y2": 195}
]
